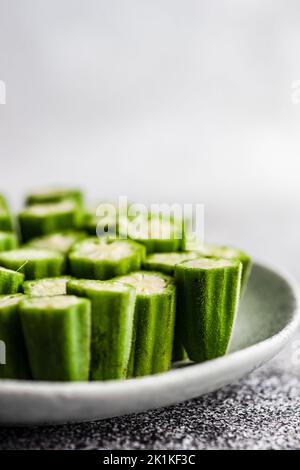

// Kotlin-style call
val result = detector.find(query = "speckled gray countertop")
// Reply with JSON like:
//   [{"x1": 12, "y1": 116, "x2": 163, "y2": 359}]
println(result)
[{"x1": 0, "y1": 206, "x2": 299, "y2": 450}]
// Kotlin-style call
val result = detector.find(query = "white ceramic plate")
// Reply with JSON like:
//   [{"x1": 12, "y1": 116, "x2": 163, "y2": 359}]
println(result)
[{"x1": 0, "y1": 261, "x2": 299, "y2": 426}]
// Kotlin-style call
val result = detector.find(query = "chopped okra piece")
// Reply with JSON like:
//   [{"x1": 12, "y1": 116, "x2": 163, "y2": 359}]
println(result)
[
  {"x1": 19, "y1": 295, "x2": 91, "y2": 381},
  {"x1": 189, "y1": 243, "x2": 251, "y2": 293},
  {"x1": 0, "y1": 294, "x2": 31, "y2": 379},
  {"x1": 143, "y1": 251, "x2": 202, "y2": 362},
  {"x1": 0, "y1": 267, "x2": 24, "y2": 295},
  {"x1": 0, "y1": 248, "x2": 65, "y2": 280},
  {"x1": 18, "y1": 200, "x2": 82, "y2": 242},
  {"x1": 25, "y1": 187, "x2": 83, "y2": 206},
  {"x1": 0, "y1": 231, "x2": 18, "y2": 252},
  {"x1": 175, "y1": 257, "x2": 242, "y2": 363},
  {"x1": 67, "y1": 279, "x2": 136, "y2": 380},
  {"x1": 121, "y1": 216, "x2": 182, "y2": 254},
  {"x1": 116, "y1": 271, "x2": 176, "y2": 377},
  {"x1": 23, "y1": 276, "x2": 72, "y2": 297},
  {"x1": 69, "y1": 238, "x2": 145, "y2": 280},
  {"x1": 143, "y1": 251, "x2": 200, "y2": 276},
  {"x1": 27, "y1": 230, "x2": 87, "y2": 254},
  {"x1": 0, "y1": 194, "x2": 14, "y2": 232}
]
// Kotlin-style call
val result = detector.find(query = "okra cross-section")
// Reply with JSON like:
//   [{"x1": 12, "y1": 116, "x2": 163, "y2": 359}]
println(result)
[
  {"x1": 23, "y1": 276, "x2": 72, "y2": 297},
  {"x1": 25, "y1": 188, "x2": 83, "y2": 206},
  {"x1": 0, "y1": 231, "x2": 18, "y2": 252},
  {"x1": 19, "y1": 295, "x2": 91, "y2": 381},
  {"x1": 0, "y1": 248, "x2": 65, "y2": 280},
  {"x1": 67, "y1": 279, "x2": 136, "y2": 380},
  {"x1": 0, "y1": 194, "x2": 14, "y2": 232},
  {"x1": 116, "y1": 271, "x2": 176, "y2": 377},
  {"x1": 0, "y1": 294, "x2": 31, "y2": 379},
  {"x1": 121, "y1": 216, "x2": 183, "y2": 254},
  {"x1": 143, "y1": 251, "x2": 201, "y2": 276},
  {"x1": 143, "y1": 251, "x2": 202, "y2": 362},
  {"x1": 189, "y1": 243, "x2": 251, "y2": 293},
  {"x1": 175, "y1": 257, "x2": 242, "y2": 363},
  {"x1": 69, "y1": 238, "x2": 146, "y2": 280},
  {"x1": 27, "y1": 231, "x2": 87, "y2": 254},
  {"x1": 0, "y1": 267, "x2": 24, "y2": 294},
  {"x1": 19, "y1": 200, "x2": 82, "y2": 242}
]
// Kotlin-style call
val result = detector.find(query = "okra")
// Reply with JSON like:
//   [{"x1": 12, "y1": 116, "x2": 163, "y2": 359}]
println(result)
[
  {"x1": 0, "y1": 194, "x2": 14, "y2": 232},
  {"x1": 0, "y1": 267, "x2": 24, "y2": 294},
  {"x1": 0, "y1": 248, "x2": 65, "y2": 280},
  {"x1": 0, "y1": 294, "x2": 31, "y2": 379},
  {"x1": 67, "y1": 279, "x2": 136, "y2": 380},
  {"x1": 25, "y1": 188, "x2": 83, "y2": 206},
  {"x1": 23, "y1": 276, "x2": 72, "y2": 297},
  {"x1": 122, "y1": 216, "x2": 183, "y2": 254},
  {"x1": 27, "y1": 230, "x2": 87, "y2": 254},
  {"x1": 69, "y1": 238, "x2": 145, "y2": 280},
  {"x1": 143, "y1": 251, "x2": 200, "y2": 276},
  {"x1": 116, "y1": 271, "x2": 176, "y2": 377},
  {"x1": 190, "y1": 243, "x2": 251, "y2": 293},
  {"x1": 19, "y1": 200, "x2": 82, "y2": 242},
  {"x1": 175, "y1": 257, "x2": 242, "y2": 362},
  {"x1": 19, "y1": 295, "x2": 91, "y2": 381},
  {"x1": 0, "y1": 231, "x2": 18, "y2": 252},
  {"x1": 143, "y1": 251, "x2": 201, "y2": 362}
]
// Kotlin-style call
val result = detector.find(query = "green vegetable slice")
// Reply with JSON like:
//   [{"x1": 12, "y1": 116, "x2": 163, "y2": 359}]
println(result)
[
  {"x1": 188, "y1": 243, "x2": 251, "y2": 293},
  {"x1": 143, "y1": 251, "x2": 201, "y2": 362},
  {"x1": 0, "y1": 294, "x2": 31, "y2": 379},
  {"x1": 25, "y1": 188, "x2": 83, "y2": 206},
  {"x1": 19, "y1": 200, "x2": 82, "y2": 242},
  {"x1": 27, "y1": 230, "x2": 87, "y2": 254},
  {"x1": 0, "y1": 195, "x2": 14, "y2": 232},
  {"x1": 19, "y1": 295, "x2": 91, "y2": 381},
  {"x1": 67, "y1": 279, "x2": 136, "y2": 380},
  {"x1": 121, "y1": 216, "x2": 182, "y2": 254},
  {"x1": 116, "y1": 271, "x2": 176, "y2": 377},
  {"x1": 175, "y1": 257, "x2": 242, "y2": 362},
  {"x1": 23, "y1": 276, "x2": 72, "y2": 297},
  {"x1": 69, "y1": 238, "x2": 145, "y2": 280},
  {"x1": 0, "y1": 267, "x2": 24, "y2": 294},
  {"x1": 0, "y1": 248, "x2": 65, "y2": 280},
  {"x1": 0, "y1": 231, "x2": 18, "y2": 252}
]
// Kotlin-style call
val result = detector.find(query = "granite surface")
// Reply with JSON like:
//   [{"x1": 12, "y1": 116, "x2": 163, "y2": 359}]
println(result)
[{"x1": 0, "y1": 336, "x2": 300, "y2": 450}]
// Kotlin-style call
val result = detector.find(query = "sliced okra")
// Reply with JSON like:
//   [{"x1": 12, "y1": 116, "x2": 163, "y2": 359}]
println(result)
[
  {"x1": 23, "y1": 276, "x2": 72, "y2": 297},
  {"x1": 18, "y1": 200, "x2": 82, "y2": 242},
  {"x1": 0, "y1": 194, "x2": 14, "y2": 232},
  {"x1": 175, "y1": 257, "x2": 242, "y2": 363},
  {"x1": 0, "y1": 248, "x2": 65, "y2": 280},
  {"x1": 116, "y1": 271, "x2": 176, "y2": 377},
  {"x1": 67, "y1": 279, "x2": 136, "y2": 380},
  {"x1": 19, "y1": 295, "x2": 91, "y2": 381},
  {"x1": 0, "y1": 294, "x2": 31, "y2": 379},
  {"x1": 143, "y1": 251, "x2": 201, "y2": 362},
  {"x1": 25, "y1": 188, "x2": 83, "y2": 206},
  {"x1": 69, "y1": 238, "x2": 145, "y2": 280},
  {"x1": 27, "y1": 230, "x2": 87, "y2": 254},
  {"x1": 0, "y1": 267, "x2": 24, "y2": 295},
  {"x1": 0, "y1": 231, "x2": 18, "y2": 252},
  {"x1": 189, "y1": 243, "x2": 251, "y2": 293}
]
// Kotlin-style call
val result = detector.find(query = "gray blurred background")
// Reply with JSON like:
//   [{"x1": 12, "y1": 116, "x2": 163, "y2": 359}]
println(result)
[{"x1": 0, "y1": 0, "x2": 299, "y2": 278}]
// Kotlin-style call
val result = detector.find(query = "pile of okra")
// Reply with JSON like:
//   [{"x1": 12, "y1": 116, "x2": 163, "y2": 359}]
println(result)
[{"x1": 0, "y1": 189, "x2": 251, "y2": 382}]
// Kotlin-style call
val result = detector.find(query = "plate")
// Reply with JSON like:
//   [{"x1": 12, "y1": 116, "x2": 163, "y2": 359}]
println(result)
[{"x1": 0, "y1": 261, "x2": 299, "y2": 426}]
